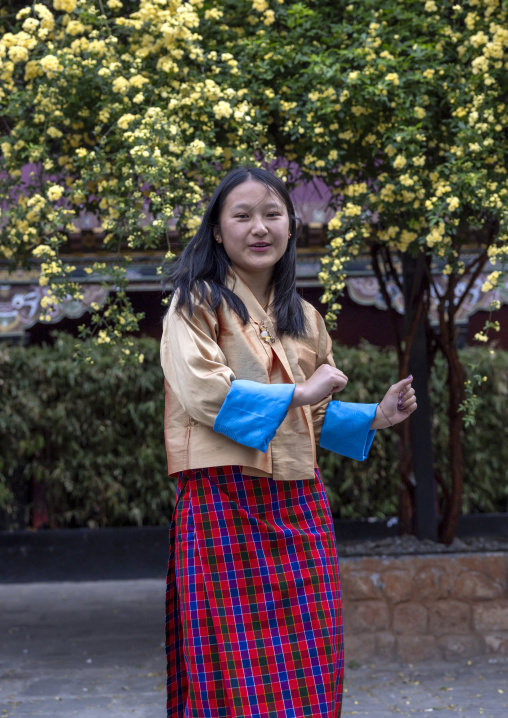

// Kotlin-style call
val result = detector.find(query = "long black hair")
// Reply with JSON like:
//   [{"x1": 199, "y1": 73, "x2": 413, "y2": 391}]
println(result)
[{"x1": 167, "y1": 167, "x2": 307, "y2": 337}]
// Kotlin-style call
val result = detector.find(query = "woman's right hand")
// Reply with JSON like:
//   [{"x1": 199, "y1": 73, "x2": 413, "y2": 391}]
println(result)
[{"x1": 290, "y1": 364, "x2": 348, "y2": 408}]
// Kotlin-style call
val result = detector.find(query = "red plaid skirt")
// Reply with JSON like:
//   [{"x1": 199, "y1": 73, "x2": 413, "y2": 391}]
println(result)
[{"x1": 165, "y1": 466, "x2": 344, "y2": 718}]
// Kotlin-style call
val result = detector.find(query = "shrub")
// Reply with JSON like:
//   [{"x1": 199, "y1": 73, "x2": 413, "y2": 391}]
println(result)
[{"x1": 0, "y1": 334, "x2": 172, "y2": 529}]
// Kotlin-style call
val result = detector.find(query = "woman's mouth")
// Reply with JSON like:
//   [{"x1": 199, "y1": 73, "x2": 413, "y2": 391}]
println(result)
[{"x1": 249, "y1": 243, "x2": 271, "y2": 252}]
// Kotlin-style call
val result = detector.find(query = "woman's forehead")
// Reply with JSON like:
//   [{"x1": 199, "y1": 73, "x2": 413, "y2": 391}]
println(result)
[{"x1": 223, "y1": 180, "x2": 284, "y2": 210}]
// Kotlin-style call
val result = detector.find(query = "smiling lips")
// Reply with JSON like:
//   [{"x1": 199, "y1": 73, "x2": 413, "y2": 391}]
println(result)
[{"x1": 249, "y1": 242, "x2": 271, "y2": 251}]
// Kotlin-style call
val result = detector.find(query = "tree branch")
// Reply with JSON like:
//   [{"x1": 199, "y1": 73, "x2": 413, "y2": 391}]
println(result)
[
  {"x1": 455, "y1": 251, "x2": 489, "y2": 314},
  {"x1": 371, "y1": 244, "x2": 403, "y2": 363}
]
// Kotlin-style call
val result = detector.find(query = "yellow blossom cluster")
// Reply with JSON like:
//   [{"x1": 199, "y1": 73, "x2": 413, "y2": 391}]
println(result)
[
  {"x1": 482, "y1": 271, "x2": 502, "y2": 292},
  {"x1": 315, "y1": 0, "x2": 508, "y2": 334}
]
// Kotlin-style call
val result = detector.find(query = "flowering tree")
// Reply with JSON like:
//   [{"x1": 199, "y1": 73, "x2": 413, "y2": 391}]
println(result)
[
  {"x1": 0, "y1": 0, "x2": 272, "y2": 345},
  {"x1": 1, "y1": 0, "x2": 507, "y2": 540}
]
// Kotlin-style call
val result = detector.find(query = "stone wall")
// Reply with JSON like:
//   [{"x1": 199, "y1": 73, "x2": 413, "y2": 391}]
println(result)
[{"x1": 340, "y1": 552, "x2": 508, "y2": 662}]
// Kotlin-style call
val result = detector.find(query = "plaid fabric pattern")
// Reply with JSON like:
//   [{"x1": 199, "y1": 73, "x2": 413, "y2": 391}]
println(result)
[{"x1": 166, "y1": 466, "x2": 344, "y2": 718}]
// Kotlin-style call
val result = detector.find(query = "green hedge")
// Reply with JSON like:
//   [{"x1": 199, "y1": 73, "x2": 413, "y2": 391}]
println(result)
[
  {"x1": 0, "y1": 335, "x2": 172, "y2": 529},
  {"x1": 0, "y1": 334, "x2": 507, "y2": 529}
]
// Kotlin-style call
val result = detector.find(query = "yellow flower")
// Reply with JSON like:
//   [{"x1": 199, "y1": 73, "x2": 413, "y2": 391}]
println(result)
[
  {"x1": 47, "y1": 184, "x2": 64, "y2": 201},
  {"x1": 399, "y1": 230, "x2": 417, "y2": 248},
  {"x1": 414, "y1": 107, "x2": 426, "y2": 119},
  {"x1": 112, "y1": 77, "x2": 130, "y2": 94},
  {"x1": 117, "y1": 114, "x2": 136, "y2": 129},
  {"x1": 129, "y1": 74, "x2": 149, "y2": 88},
  {"x1": 328, "y1": 214, "x2": 342, "y2": 231},
  {"x1": 47, "y1": 126, "x2": 63, "y2": 138},
  {"x1": 66, "y1": 20, "x2": 85, "y2": 36},
  {"x1": 40, "y1": 54, "x2": 62, "y2": 75},
  {"x1": 213, "y1": 100, "x2": 233, "y2": 119},
  {"x1": 343, "y1": 202, "x2": 362, "y2": 217},
  {"x1": 447, "y1": 197, "x2": 460, "y2": 212},
  {"x1": 188, "y1": 139, "x2": 206, "y2": 154},
  {"x1": 25, "y1": 60, "x2": 41, "y2": 80},
  {"x1": 9, "y1": 46, "x2": 29, "y2": 64},
  {"x1": 424, "y1": 0, "x2": 438, "y2": 11},
  {"x1": 34, "y1": 4, "x2": 55, "y2": 30},
  {"x1": 393, "y1": 155, "x2": 406, "y2": 169},
  {"x1": 53, "y1": 0, "x2": 77, "y2": 12},
  {"x1": 205, "y1": 8, "x2": 223, "y2": 20},
  {"x1": 385, "y1": 72, "x2": 400, "y2": 85},
  {"x1": 470, "y1": 31, "x2": 489, "y2": 47},
  {"x1": 32, "y1": 245, "x2": 54, "y2": 258},
  {"x1": 97, "y1": 330, "x2": 111, "y2": 344},
  {"x1": 400, "y1": 174, "x2": 415, "y2": 187},
  {"x1": 482, "y1": 271, "x2": 502, "y2": 292},
  {"x1": 472, "y1": 56, "x2": 489, "y2": 74}
]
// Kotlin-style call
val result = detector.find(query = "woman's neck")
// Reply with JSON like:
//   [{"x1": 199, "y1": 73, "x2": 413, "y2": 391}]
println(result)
[{"x1": 233, "y1": 268, "x2": 272, "y2": 309}]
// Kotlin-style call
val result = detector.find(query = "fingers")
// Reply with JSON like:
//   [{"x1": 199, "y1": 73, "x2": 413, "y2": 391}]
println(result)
[
  {"x1": 317, "y1": 364, "x2": 348, "y2": 392},
  {"x1": 398, "y1": 389, "x2": 417, "y2": 413},
  {"x1": 297, "y1": 364, "x2": 349, "y2": 407},
  {"x1": 392, "y1": 374, "x2": 413, "y2": 392}
]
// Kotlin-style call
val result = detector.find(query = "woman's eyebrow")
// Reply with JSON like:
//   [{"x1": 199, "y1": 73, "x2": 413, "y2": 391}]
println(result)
[{"x1": 230, "y1": 201, "x2": 282, "y2": 211}]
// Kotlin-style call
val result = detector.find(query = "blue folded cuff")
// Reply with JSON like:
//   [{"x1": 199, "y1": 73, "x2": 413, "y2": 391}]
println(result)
[
  {"x1": 320, "y1": 400, "x2": 377, "y2": 461},
  {"x1": 213, "y1": 380, "x2": 296, "y2": 453}
]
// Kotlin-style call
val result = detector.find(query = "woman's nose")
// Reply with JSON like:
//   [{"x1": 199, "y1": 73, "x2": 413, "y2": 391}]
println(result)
[{"x1": 252, "y1": 216, "x2": 268, "y2": 234}]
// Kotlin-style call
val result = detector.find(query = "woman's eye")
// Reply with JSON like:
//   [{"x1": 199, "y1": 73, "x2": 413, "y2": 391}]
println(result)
[{"x1": 268, "y1": 212, "x2": 281, "y2": 218}]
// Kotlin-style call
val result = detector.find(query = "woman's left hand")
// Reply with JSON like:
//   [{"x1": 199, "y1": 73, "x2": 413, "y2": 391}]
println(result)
[{"x1": 371, "y1": 375, "x2": 417, "y2": 430}]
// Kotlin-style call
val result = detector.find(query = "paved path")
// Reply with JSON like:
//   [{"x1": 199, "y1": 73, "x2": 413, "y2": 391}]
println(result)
[{"x1": 1, "y1": 580, "x2": 507, "y2": 717}]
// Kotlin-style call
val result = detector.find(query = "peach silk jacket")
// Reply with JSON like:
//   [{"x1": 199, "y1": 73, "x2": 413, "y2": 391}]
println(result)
[{"x1": 160, "y1": 270, "x2": 337, "y2": 483}]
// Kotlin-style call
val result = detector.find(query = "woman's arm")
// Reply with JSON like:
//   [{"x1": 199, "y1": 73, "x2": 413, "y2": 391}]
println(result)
[
  {"x1": 161, "y1": 298, "x2": 295, "y2": 452},
  {"x1": 161, "y1": 300, "x2": 234, "y2": 427}
]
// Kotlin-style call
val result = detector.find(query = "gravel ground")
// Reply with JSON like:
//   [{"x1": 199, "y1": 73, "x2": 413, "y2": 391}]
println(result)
[{"x1": 336, "y1": 534, "x2": 508, "y2": 557}]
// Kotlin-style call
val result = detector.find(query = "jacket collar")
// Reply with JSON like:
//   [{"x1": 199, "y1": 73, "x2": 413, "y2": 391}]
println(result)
[{"x1": 225, "y1": 269, "x2": 295, "y2": 382}]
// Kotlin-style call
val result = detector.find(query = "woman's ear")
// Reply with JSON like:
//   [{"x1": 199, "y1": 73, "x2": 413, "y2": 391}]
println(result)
[{"x1": 213, "y1": 227, "x2": 221, "y2": 243}]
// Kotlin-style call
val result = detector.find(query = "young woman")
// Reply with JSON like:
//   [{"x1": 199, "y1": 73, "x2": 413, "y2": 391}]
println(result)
[{"x1": 161, "y1": 167, "x2": 417, "y2": 718}]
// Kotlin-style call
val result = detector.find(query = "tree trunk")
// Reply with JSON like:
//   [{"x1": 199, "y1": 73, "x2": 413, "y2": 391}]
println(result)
[
  {"x1": 402, "y1": 254, "x2": 438, "y2": 541},
  {"x1": 370, "y1": 246, "x2": 416, "y2": 533},
  {"x1": 438, "y1": 342, "x2": 465, "y2": 544}
]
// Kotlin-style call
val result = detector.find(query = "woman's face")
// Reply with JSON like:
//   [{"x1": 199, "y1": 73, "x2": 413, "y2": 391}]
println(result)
[{"x1": 214, "y1": 179, "x2": 290, "y2": 286}]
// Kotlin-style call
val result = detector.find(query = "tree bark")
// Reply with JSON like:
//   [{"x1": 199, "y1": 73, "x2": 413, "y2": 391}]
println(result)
[
  {"x1": 402, "y1": 253, "x2": 438, "y2": 542},
  {"x1": 439, "y1": 343, "x2": 465, "y2": 544},
  {"x1": 370, "y1": 246, "x2": 414, "y2": 531},
  {"x1": 431, "y1": 277, "x2": 466, "y2": 544}
]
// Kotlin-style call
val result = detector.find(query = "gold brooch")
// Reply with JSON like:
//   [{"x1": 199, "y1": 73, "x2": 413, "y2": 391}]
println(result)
[{"x1": 260, "y1": 323, "x2": 275, "y2": 343}]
